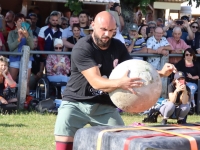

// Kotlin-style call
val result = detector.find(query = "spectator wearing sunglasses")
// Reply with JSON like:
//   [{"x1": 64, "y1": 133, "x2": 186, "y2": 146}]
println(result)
[
  {"x1": 61, "y1": 17, "x2": 69, "y2": 30},
  {"x1": 46, "y1": 38, "x2": 70, "y2": 94},
  {"x1": 186, "y1": 22, "x2": 200, "y2": 54},
  {"x1": 175, "y1": 48, "x2": 200, "y2": 108},
  {"x1": 146, "y1": 21, "x2": 157, "y2": 39}
]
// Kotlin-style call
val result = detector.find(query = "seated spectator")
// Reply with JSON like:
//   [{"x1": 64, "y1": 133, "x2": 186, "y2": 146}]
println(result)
[
  {"x1": 167, "y1": 27, "x2": 190, "y2": 64},
  {"x1": 83, "y1": 25, "x2": 93, "y2": 35},
  {"x1": 29, "y1": 36, "x2": 44, "y2": 90},
  {"x1": 7, "y1": 13, "x2": 34, "y2": 98},
  {"x1": 146, "y1": 21, "x2": 157, "y2": 38},
  {"x1": 124, "y1": 24, "x2": 147, "y2": 59},
  {"x1": 175, "y1": 48, "x2": 200, "y2": 107},
  {"x1": 66, "y1": 24, "x2": 83, "y2": 52},
  {"x1": 61, "y1": 17, "x2": 69, "y2": 30},
  {"x1": 138, "y1": 24, "x2": 148, "y2": 40},
  {"x1": 160, "y1": 71, "x2": 190, "y2": 125},
  {"x1": 147, "y1": 27, "x2": 172, "y2": 69},
  {"x1": 186, "y1": 22, "x2": 200, "y2": 54},
  {"x1": 46, "y1": 38, "x2": 70, "y2": 94},
  {"x1": 0, "y1": 56, "x2": 17, "y2": 104}
]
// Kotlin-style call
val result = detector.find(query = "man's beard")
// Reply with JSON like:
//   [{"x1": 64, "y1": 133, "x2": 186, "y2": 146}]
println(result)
[
  {"x1": 50, "y1": 23, "x2": 57, "y2": 27},
  {"x1": 93, "y1": 32, "x2": 111, "y2": 48}
]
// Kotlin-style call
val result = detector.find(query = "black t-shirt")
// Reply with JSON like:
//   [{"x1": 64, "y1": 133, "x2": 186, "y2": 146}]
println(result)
[
  {"x1": 67, "y1": 36, "x2": 83, "y2": 52},
  {"x1": 31, "y1": 53, "x2": 44, "y2": 75},
  {"x1": 62, "y1": 35, "x2": 131, "y2": 105},
  {"x1": 175, "y1": 59, "x2": 200, "y2": 84},
  {"x1": 168, "y1": 82, "x2": 190, "y2": 104}
]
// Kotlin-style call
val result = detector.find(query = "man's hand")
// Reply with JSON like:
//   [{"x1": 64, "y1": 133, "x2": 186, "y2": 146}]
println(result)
[
  {"x1": 0, "y1": 97, "x2": 8, "y2": 104},
  {"x1": 158, "y1": 63, "x2": 177, "y2": 77},
  {"x1": 118, "y1": 70, "x2": 143, "y2": 94},
  {"x1": 161, "y1": 50, "x2": 169, "y2": 56},
  {"x1": 182, "y1": 20, "x2": 189, "y2": 29},
  {"x1": 115, "y1": 6, "x2": 121, "y2": 15},
  {"x1": 157, "y1": 47, "x2": 163, "y2": 54}
]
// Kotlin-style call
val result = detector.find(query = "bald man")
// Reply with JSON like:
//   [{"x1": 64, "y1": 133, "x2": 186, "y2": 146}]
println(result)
[{"x1": 54, "y1": 11, "x2": 177, "y2": 150}]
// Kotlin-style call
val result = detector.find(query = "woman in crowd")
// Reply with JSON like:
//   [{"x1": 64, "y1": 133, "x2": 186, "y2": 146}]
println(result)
[
  {"x1": 7, "y1": 13, "x2": 34, "y2": 98},
  {"x1": 175, "y1": 48, "x2": 200, "y2": 107},
  {"x1": 66, "y1": 23, "x2": 83, "y2": 52},
  {"x1": 146, "y1": 21, "x2": 157, "y2": 38},
  {"x1": 138, "y1": 24, "x2": 148, "y2": 40},
  {"x1": 160, "y1": 71, "x2": 190, "y2": 125},
  {"x1": 186, "y1": 22, "x2": 200, "y2": 54},
  {"x1": 0, "y1": 56, "x2": 17, "y2": 105},
  {"x1": 46, "y1": 38, "x2": 70, "y2": 94}
]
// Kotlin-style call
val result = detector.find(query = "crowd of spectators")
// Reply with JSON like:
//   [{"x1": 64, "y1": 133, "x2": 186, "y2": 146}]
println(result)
[{"x1": 0, "y1": 3, "x2": 199, "y2": 124}]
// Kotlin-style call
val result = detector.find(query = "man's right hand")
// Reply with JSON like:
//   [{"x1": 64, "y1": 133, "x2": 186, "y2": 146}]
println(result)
[{"x1": 118, "y1": 70, "x2": 143, "y2": 94}]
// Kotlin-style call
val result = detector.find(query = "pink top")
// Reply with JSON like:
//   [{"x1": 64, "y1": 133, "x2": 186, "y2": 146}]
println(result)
[
  {"x1": 167, "y1": 37, "x2": 190, "y2": 64},
  {"x1": 167, "y1": 37, "x2": 190, "y2": 50},
  {"x1": 46, "y1": 55, "x2": 70, "y2": 76},
  {"x1": 3, "y1": 73, "x2": 17, "y2": 88}
]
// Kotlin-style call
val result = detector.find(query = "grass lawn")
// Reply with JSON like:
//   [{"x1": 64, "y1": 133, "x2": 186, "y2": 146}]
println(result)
[{"x1": 0, "y1": 111, "x2": 199, "y2": 150}]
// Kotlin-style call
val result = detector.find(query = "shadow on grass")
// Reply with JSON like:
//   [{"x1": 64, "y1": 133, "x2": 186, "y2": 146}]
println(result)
[{"x1": 0, "y1": 123, "x2": 27, "y2": 127}]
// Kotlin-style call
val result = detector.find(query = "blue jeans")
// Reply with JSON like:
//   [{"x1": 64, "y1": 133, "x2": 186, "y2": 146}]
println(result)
[
  {"x1": 186, "y1": 82, "x2": 197, "y2": 100},
  {"x1": 47, "y1": 75, "x2": 70, "y2": 94}
]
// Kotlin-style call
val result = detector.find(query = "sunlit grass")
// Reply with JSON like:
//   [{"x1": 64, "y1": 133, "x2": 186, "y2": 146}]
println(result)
[{"x1": 0, "y1": 111, "x2": 199, "y2": 150}]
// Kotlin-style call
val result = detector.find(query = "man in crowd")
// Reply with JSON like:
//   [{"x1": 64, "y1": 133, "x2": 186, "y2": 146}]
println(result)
[
  {"x1": 54, "y1": 11, "x2": 177, "y2": 150},
  {"x1": 124, "y1": 24, "x2": 147, "y2": 59},
  {"x1": 147, "y1": 27, "x2": 172, "y2": 70},
  {"x1": 29, "y1": 36, "x2": 44, "y2": 90},
  {"x1": 165, "y1": 16, "x2": 194, "y2": 41},
  {"x1": 28, "y1": 13, "x2": 40, "y2": 36},
  {"x1": 62, "y1": 15, "x2": 85, "y2": 49},
  {"x1": 38, "y1": 12, "x2": 63, "y2": 52},
  {"x1": 78, "y1": 11, "x2": 89, "y2": 29},
  {"x1": 167, "y1": 27, "x2": 190, "y2": 64}
]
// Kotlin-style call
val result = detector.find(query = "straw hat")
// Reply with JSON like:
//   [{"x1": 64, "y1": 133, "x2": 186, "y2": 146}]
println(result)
[{"x1": 83, "y1": 25, "x2": 93, "y2": 35}]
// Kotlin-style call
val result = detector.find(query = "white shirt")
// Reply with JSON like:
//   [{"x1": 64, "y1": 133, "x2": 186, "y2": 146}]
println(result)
[
  {"x1": 113, "y1": 29, "x2": 125, "y2": 44},
  {"x1": 146, "y1": 36, "x2": 170, "y2": 69}
]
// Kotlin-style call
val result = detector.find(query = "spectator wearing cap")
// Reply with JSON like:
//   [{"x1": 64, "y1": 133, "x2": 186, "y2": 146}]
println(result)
[
  {"x1": 83, "y1": 25, "x2": 93, "y2": 35},
  {"x1": 123, "y1": 24, "x2": 147, "y2": 60},
  {"x1": 159, "y1": 71, "x2": 191, "y2": 125},
  {"x1": 146, "y1": 27, "x2": 172, "y2": 70},
  {"x1": 164, "y1": 16, "x2": 194, "y2": 41},
  {"x1": 46, "y1": 38, "x2": 70, "y2": 95},
  {"x1": 28, "y1": 13, "x2": 40, "y2": 37},
  {"x1": 167, "y1": 27, "x2": 190, "y2": 64}
]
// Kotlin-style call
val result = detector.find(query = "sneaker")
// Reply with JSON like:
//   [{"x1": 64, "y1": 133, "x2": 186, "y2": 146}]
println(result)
[
  {"x1": 177, "y1": 120, "x2": 184, "y2": 124},
  {"x1": 161, "y1": 119, "x2": 167, "y2": 125}
]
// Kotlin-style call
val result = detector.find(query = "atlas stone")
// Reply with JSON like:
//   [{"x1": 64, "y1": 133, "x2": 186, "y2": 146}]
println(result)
[{"x1": 109, "y1": 59, "x2": 162, "y2": 113}]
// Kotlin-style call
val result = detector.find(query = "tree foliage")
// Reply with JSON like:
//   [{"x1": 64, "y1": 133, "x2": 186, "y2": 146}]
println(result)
[{"x1": 65, "y1": 0, "x2": 82, "y2": 16}]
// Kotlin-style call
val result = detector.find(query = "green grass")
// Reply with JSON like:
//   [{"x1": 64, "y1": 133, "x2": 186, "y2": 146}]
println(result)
[{"x1": 0, "y1": 111, "x2": 199, "y2": 150}]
